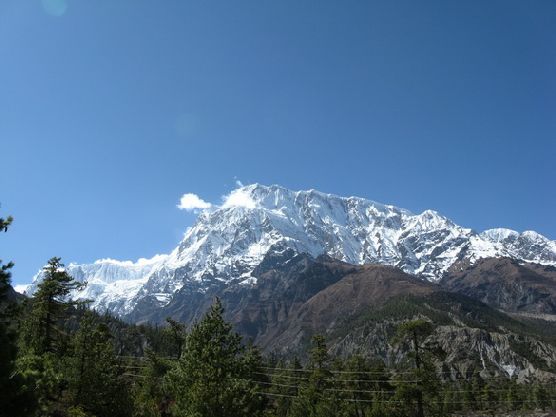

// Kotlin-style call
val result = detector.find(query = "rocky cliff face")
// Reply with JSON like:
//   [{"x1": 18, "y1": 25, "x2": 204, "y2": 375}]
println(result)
[{"x1": 27, "y1": 184, "x2": 556, "y2": 318}]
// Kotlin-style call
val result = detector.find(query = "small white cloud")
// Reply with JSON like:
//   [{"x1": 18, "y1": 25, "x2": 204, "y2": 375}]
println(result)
[
  {"x1": 234, "y1": 178, "x2": 244, "y2": 187},
  {"x1": 177, "y1": 193, "x2": 212, "y2": 211},
  {"x1": 222, "y1": 188, "x2": 257, "y2": 209}
]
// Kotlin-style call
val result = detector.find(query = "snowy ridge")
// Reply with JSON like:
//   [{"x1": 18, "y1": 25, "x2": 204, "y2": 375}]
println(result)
[
  {"x1": 28, "y1": 255, "x2": 168, "y2": 315},
  {"x1": 27, "y1": 184, "x2": 556, "y2": 316}
]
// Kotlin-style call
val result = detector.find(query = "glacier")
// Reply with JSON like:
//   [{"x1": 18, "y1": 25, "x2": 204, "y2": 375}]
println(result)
[{"x1": 27, "y1": 184, "x2": 556, "y2": 317}]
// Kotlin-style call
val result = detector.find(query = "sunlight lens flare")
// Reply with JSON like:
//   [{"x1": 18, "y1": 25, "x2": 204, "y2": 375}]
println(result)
[{"x1": 41, "y1": 0, "x2": 68, "y2": 17}]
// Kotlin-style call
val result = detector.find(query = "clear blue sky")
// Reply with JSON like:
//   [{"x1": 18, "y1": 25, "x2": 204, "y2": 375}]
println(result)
[{"x1": 1, "y1": 0, "x2": 555, "y2": 285}]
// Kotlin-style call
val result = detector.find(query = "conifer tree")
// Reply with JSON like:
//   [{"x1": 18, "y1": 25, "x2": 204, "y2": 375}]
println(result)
[
  {"x1": 534, "y1": 383, "x2": 550, "y2": 411},
  {"x1": 21, "y1": 257, "x2": 85, "y2": 355},
  {"x1": 0, "y1": 214, "x2": 14, "y2": 291},
  {"x1": 480, "y1": 381, "x2": 498, "y2": 415},
  {"x1": 17, "y1": 257, "x2": 86, "y2": 415},
  {"x1": 505, "y1": 379, "x2": 519, "y2": 411},
  {"x1": 339, "y1": 356, "x2": 392, "y2": 417},
  {"x1": 0, "y1": 213, "x2": 34, "y2": 416},
  {"x1": 394, "y1": 319, "x2": 438, "y2": 417},
  {"x1": 133, "y1": 349, "x2": 175, "y2": 417},
  {"x1": 265, "y1": 357, "x2": 302, "y2": 417},
  {"x1": 165, "y1": 317, "x2": 185, "y2": 359},
  {"x1": 0, "y1": 213, "x2": 16, "y2": 404},
  {"x1": 165, "y1": 298, "x2": 264, "y2": 417},
  {"x1": 289, "y1": 335, "x2": 337, "y2": 417},
  {"x1": 68, "y1": 311, "x2": 132, "y2": 417}
]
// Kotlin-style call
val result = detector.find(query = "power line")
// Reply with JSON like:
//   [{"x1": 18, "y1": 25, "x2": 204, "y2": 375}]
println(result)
[
  {"x1": 118, "y1": 364, "x2": 556, "y2": 386},
  {"x1": 259, "y1": 368, "x2": 531, "y2": 382},
  {"x1": 259, "y1": 371, "x2": 517, "y2": 383},
  {"x1": 249, "y1": 379, "x2": 396, "y2": 392},
  {"x1": 117, "y1": 359, "x2": 554, "y2": 382},
  {"x1": 118, "y1": 373, "x2": 556, "y2": 402},
  {"x1": 255, "y1": 391, "x2": 556, "y2": 406},
  {"x1": 326, "y1": 387, "x2": 397, "y2": 394},
  {"x1": 259, "y1": 366, "x2": 396, "y2": 375},
  {"x1": 247, "y1": 378, "x2": 549, "y2": 395},
  {"x1": 258, "y1": 372, "x2": 417, "y2": 383},
  {"x1": 259, "y1": 366, "x2": 524, "y2": 378},
  {"x1": 247, "y1": 380, "x2": 299, "y2": 389}
]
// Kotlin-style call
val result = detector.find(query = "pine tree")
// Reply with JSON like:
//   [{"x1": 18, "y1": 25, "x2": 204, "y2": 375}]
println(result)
[
  {"x1": 340, "y1": 356, "x2": 392, "y2": 417},
  {"x1": 393, "y1": 319, "x2": 436, "y2": 417},
  {"x1": 0, "y1": 213, "x2": 35, "y2": 416},
  {"x1": 534, "y1": 383, "x2": 550, "y2": 411},
  {"x1": 68, "y1": 311, "x2": 132, "y2": 417},
  {"x1": 265, "y1": 357, "x2": 301, "y2": 417},
  {"x1": 21, "y1": 257, "x2": 85, "y2": 355},
  {"x1": 289, "y1": 335, "x2": 337, "y2": 417},
  {"x1": 0, "y1": 213, "x2": 16, "y2": 403},
  {"x1": 241, "y1": 341, "x2": 268, "y2": 413},
  {"x1": 165, "y1": 298, "x2": 265, "y2": 417},
  {"x1": 17, "y1": 257, "x2": 86, "y2": 415},
  {"x1": 480, "y1": 382, "x2": 498, "y2": 415},
  {"x1": 505, "y1": 379, "x2": 519, "y2": 412},
  {"x1": 132, "y1": 349, "x2": 175, "y2": 417},
  {"x1": 0, "y1": 214, "x2": 14, "y2": 293},
  {"x1": 165, "y1": 317, "x2": 185, "y2": 359}
]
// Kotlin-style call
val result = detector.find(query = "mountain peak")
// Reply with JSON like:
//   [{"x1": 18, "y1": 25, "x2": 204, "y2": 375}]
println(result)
[
  {"x1": 27, "y1": 184, "x2": 556, "y2": 317},
  {"x1": 220, "y1": 184, "x2": 413, "y2": 218}
]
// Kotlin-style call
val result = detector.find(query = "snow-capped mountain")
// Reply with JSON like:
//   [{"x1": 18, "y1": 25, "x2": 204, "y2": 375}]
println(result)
[
  {"x1": 29, "y1": 255, "x2": 168, "y2": 314},
  {"x1": 28, "y1": 184, "x2": 556, "y2": 317}
]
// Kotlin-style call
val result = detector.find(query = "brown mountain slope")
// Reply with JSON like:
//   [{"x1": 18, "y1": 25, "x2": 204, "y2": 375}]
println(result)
[
  {"x1": 227, "y1": 256, "x2": 556, "y2": 379},
  {"x1": 264, "y1": 264, "x2": 436, "y2": 351},
  {"x1": 441, "y1": 257, "x2": 556, "y2": 314},
  {"x1": 128, "y1": 251, "x2": 556, "y2": 378}
]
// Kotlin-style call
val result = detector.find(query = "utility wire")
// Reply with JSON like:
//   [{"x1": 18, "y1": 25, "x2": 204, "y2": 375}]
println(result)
[
  {"x1": 122, "y1": 372, "x2": 556, "y2": 396},
  {"x1": 259, "y1": 366, "x2": 525, "y2": 379},
  {"x1": 244, "y1": 378, "x2": 551, "y2": 394},
  {"x1": 255, "y1": 392, "x2": 556, "y2": 405},
  {"x1": 259, "y1": 368, "x2": 531, "y2": 382}
]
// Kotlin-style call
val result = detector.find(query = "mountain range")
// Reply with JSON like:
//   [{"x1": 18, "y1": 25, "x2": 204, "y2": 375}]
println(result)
[
  {"x1": 28, "y1": 184, "x2": 556, "y2": 319},
  {"x1": 25, "y1": 184, "x2": 556, "y2": 378}
]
